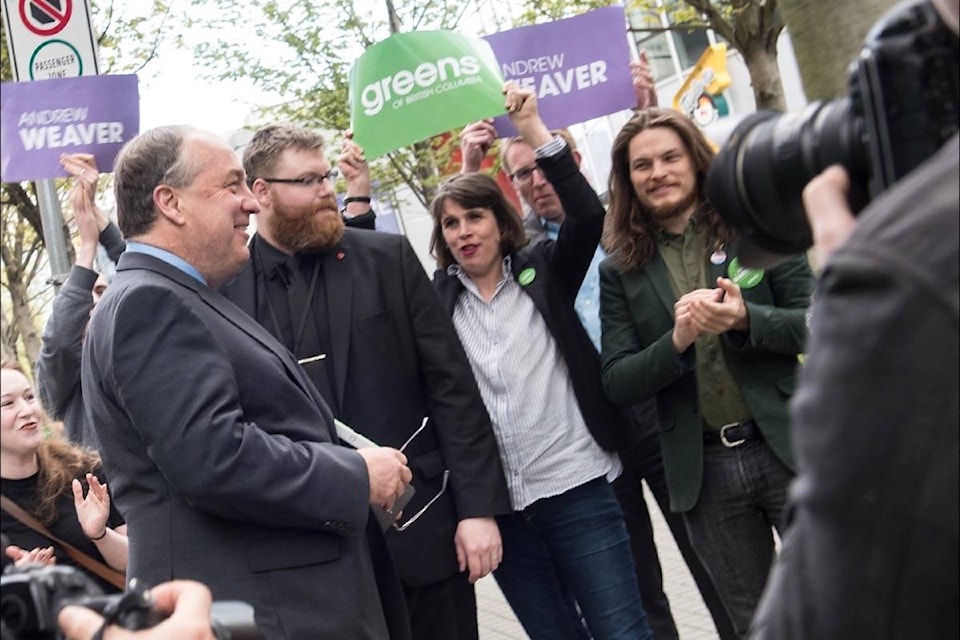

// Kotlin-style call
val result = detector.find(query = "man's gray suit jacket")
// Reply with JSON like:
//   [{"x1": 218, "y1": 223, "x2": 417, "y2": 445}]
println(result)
[{"x1": 81, "y1": 251, "x2": 409, "y2": 640}]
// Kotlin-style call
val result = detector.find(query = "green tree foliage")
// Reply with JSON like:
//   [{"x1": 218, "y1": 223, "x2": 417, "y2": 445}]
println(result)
[
  {"x1": 0, "y1": 190, "x2": 46, "y2": 365},
  {"x1": 93, "y1": 0, "x2": 180, "y2": 75},
  {"x1": 187, "y1": 0, "x2": 516, "y2": 208},
  {"x1": 1, "y1": 22, "x2": 51, "y2": 364}
]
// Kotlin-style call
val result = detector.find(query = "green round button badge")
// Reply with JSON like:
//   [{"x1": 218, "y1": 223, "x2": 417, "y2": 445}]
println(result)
[
  {"x1": 727, "y1": 258, "x2": 764, "y2": 289},
  {"x1": 518, "y1": 268, "x2": 536, "y2": 286}
]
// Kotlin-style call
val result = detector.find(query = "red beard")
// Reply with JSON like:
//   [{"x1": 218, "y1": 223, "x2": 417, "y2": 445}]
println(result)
[{"x1": 269, "y1": 196, "x2": 345, "y2": 253}]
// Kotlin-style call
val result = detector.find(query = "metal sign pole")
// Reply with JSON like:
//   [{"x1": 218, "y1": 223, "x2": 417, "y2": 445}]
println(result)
[
  {"x1": 2, "y1": 0, "x2": 102, "y2": 292},
  {"x1": 35, "y1": 179, "x2": 71, "y2": 288}
]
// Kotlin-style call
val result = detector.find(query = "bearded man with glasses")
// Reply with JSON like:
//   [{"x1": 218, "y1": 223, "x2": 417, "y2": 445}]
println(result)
[{"x1": 220, "y1": 124, "x2": 511, "y2": 640}]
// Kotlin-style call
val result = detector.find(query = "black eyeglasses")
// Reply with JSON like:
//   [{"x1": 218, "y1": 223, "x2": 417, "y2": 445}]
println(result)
[
  {"x1": 510, "y1": 165, "x2": 544, "y2": 185},
  {"x1": 261, "y1": 169, "x2": 339, "y2": 187}
]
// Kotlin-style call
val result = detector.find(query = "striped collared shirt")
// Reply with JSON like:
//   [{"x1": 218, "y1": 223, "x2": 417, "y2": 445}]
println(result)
[{"x1": 448, "y1": 259, "x2": 620, "y2": 510}]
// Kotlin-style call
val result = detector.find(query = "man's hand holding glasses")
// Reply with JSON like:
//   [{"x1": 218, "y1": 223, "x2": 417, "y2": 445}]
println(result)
[
  {"x1": 357, "y1": 447, "x2": 413, "y2": 513},
  {"x1": 345, "y1": 417, "x2": 455, "y2": 533}
]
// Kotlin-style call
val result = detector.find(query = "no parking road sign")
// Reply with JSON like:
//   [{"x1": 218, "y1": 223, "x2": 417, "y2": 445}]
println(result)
[
  {"x1": 20, "y1": 0, "x2": 73, "y2": 36},
  {"x1": 2, "y1": 0, "x2": 99, "y2": 80}
]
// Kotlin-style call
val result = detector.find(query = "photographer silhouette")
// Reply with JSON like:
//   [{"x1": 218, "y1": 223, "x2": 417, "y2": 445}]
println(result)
[{"x1": 749, "y1": 1, "x2": 959, "y2": 638}]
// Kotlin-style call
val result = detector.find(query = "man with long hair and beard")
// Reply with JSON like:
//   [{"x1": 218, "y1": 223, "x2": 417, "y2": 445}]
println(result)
[
  {"x1": 220, "y1": 125, "x2": 510, "y2": 640},
  {"x1": 597, "y1": 108, "x2": 814, "y2": 638}
]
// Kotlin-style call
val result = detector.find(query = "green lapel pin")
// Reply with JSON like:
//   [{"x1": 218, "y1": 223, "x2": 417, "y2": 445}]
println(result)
[
  {"x1": 728, "y1": 257, "x2": 764, "y2": 289},
  {"x1": 518, "y1": 267, "x2": 536, "y2": 286}
]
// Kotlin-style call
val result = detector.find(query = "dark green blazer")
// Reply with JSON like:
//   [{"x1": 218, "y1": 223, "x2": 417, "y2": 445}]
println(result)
[{"x1": 599, "y1": 247, "x2": 813, "y2": 512}]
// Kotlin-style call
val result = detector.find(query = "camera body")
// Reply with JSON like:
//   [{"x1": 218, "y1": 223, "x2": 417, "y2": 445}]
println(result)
[
  {"x1": 1, "y1": 565, "x2": 103, "y2": 640},
  {"x1": 706, "y1": 0, "x2": 959, "y2": 264},
  {"x1": 1, "y1": 567, "x2": 261, "y2": 640}
]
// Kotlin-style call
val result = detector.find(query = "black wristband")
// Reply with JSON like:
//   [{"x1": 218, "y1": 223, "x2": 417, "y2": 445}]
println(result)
[
  {"x1": 88, "y1": 529, "x2": 107, "y2": 541},
  {"x1": 343, "y1": 196, "x2": 371, "y2": 205}
]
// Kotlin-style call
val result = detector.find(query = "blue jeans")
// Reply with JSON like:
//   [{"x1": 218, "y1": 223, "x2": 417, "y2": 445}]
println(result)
[
  {"x1": 682, "y1": 437, "x2": 794, "y2": 638},
  {"x1": 493, "y1": 477, "x2": 653, "y2": 640}
]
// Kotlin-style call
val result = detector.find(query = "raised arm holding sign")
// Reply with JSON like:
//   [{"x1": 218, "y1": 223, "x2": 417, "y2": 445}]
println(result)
[{"x1": 485, "y1": 7, "x2": 636, "y2": 135}]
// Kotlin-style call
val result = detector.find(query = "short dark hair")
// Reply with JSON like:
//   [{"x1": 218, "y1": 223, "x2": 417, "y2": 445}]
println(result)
[
  {"x1": 428, "y1": 173, "x2": 527, "y2": 269},
  {"x1": 113, "y1": 126, "x2": 198, "y2": 237},
  {"x1": 242, "y1": 125, "x2": 325, "y2": 185}
]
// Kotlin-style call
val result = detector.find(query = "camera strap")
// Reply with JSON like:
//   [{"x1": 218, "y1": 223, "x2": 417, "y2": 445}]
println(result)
[{"x1": 0, "y1": 494, "x2": 126, "y2": 590}]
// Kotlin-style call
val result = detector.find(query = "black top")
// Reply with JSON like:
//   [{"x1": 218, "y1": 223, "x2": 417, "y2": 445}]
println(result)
[
  {"x1": 251, "y1": 237, "x2": 338, "y2": 412},
  {"x1": 1, "y1": 468, "x2": 124, "y2": 593}
]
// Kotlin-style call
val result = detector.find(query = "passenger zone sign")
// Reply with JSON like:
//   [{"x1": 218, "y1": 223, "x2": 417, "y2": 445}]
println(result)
[{"x1": 1, "y1": 0, "x2": 101, "y2": 80}]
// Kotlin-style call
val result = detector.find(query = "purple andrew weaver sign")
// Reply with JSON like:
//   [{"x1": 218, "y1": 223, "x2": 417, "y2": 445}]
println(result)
[
  {"x1": 1, "y1": 74, "x2": 140, "y2": 182},
  {"x1": 484, "y1": 6, "x2": 636, "y2": 137}
]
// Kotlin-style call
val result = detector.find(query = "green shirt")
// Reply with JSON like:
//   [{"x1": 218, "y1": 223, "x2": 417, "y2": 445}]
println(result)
[{"x1": 657, "y1": 220, "x2": 752, "y2": 430}]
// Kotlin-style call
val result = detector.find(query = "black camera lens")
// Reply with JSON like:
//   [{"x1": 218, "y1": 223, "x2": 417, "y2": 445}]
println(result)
[
  {"x1": 705, "y1": 99, "x2": 867, "y2": 265},
  {"x1": 1, "y1": 566, "x2": 104, "y2": 639},
  {"x1": 0, "y1": 582, "x2": 38, "y2": 635},
  {"x1": 704, "y1": 0, "x2": 957, "y2": 268}
]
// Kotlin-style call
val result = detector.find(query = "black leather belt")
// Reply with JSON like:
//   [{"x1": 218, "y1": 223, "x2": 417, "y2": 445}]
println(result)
[{"x1": 703, "y1": 420, "x2": 759, "y2": 448}]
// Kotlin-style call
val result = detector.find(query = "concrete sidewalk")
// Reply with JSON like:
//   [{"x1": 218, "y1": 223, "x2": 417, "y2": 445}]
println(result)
[{"x1": 476, "y1": 484, "x2": 721, "y2": 640}]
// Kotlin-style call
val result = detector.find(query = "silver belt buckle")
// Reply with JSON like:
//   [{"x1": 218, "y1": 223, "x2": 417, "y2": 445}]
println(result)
[{"x1": 720, "y1": 422, "x2": 747, "y2": 448}]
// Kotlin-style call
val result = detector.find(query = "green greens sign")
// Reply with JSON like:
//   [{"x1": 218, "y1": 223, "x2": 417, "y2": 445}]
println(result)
[{"x1": 349, "y1": 30, "x2": 506, "y2": 159}]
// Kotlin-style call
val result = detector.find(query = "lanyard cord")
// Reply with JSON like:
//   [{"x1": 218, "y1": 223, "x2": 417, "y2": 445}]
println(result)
[{"x1": 254, "y1": 242, "x2": 322, "y2": 356}]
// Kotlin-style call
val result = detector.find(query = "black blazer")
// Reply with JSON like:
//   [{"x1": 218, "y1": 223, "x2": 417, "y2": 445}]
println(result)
[
  {"x1": 433, "y1": 146, "x2": 630, "y2": 453},
  {"x1": 221, "y1": 228, "x2": 511, "y2": 586},
  {"x1": 82, "y1": 252, "x2": 409, "y2": 640}
]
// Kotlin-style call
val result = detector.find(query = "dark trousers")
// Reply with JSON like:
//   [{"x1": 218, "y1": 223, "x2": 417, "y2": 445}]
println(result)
[
  {"x1": 682, "y1": 438, "x2": 793, "y2": 638},
  {"x1": 402, "y1": 570, "x2": 479, "y2": 640},
  {"x1": 614, "y1": 400, "x2": 738, "y2": 640}
]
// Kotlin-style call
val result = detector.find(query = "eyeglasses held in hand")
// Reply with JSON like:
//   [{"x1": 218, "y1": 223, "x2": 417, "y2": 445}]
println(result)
[
  {"x1": 262, "y1": 169, "x2": 339, "y2": 188},
  {"x1": 399, "y1": 417, "x2": 429, "y2": 453},
  {"x1": 390, "y1": 469, "x2": 449, "y2": 533},
  {"x1": 388, "y1": 416, "x2": 449, "y2": 533}
]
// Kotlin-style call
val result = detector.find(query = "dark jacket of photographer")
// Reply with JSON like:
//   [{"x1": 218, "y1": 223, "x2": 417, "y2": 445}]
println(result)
[{"x1": 751, "y1": 134, "x2": 959, "y2": 640}]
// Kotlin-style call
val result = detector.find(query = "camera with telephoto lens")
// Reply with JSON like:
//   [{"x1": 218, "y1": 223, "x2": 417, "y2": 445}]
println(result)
[
  {"x1": 0, "y1": 566, "x2": 261, "y2": 640},
  {"x1": 705, "y1": 0, "x2": 959, "y2": 266},
  {"x1": 1, "y1": 565, "x2": 102, "y2": 640}
]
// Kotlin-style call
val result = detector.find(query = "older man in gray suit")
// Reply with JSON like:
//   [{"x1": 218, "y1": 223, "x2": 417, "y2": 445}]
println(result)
[{"x1": 81, "y1": 126, "x2": 412, "y2": 640}]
